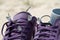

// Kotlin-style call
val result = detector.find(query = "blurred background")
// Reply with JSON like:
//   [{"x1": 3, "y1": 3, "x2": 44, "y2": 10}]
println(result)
[{"x1": 0, "y1": 0, "x2": 60, "y2": 40}]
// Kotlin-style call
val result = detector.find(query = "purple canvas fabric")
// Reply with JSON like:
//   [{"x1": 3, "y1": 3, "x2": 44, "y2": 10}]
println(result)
[
  {"x1": 54, "y1": 19, "x2": 60, "y2": 40},
  {"x1": 34, "y1": 20, "x2": 60, "y2": 40},
  {"x1": 1, "y1": 11, "x2": 37, "y2": 40}
]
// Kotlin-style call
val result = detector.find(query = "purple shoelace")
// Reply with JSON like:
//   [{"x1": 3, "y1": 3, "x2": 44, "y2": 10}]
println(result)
[
  {"x1": 1, "y1": 20, "x2": 31, "y2": 40},
  {"x1": 1, "y1": 11, "x2": 37, "y2": 40},
  {"x1": 34, "y1": 23, "x2": 60, "y2": 40}
]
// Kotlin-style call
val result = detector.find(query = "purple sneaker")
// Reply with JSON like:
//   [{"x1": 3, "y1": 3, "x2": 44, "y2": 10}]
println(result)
[
  {"x1": 54, "y1": 18, "x2": 60, "y2": 40},
  {"x1": 34, "y1": 15, "x2": 60, "y2": 40},
  {"x1": 1, "y1": 11, "x2": 37, "y2": 40}
]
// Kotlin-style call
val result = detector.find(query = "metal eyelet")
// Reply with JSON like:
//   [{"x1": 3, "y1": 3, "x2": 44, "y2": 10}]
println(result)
[
  {"x1": 17, "y1": 26, "x2": 22, "y2": 31},
  {"x1": 37, "y1": 18, "x2": 40, "y2": 24},
  {"x1": 6, "y1": 13, "x2": 12, "y2": 21},
  {"x1": 46, "y1": 25, "x2": 50, "y2": 27},
  {"x1": 28, "y1": 15, "x2": 32, "y2": 21},
  {"x1": 40, "y1": 15, "x2": 50, "y2": 23}
]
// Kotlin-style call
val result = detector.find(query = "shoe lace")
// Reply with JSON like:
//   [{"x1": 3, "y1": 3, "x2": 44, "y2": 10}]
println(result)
[
  {"x1": 1, "y1": 19, "x2": 30, "y2": 40},
  {"x1": 34, "y1": 23, "x2": 60, "y2": 40}
]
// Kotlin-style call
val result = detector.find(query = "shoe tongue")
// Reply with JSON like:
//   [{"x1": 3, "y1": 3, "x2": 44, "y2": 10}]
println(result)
[{"x1": 13, "y1": 11, "x2": 31, "y2": 21}]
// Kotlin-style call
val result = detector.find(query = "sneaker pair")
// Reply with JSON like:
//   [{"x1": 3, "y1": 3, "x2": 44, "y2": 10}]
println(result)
[{"x1": 1, "y1": 12, "x2": 60, "y2": 40}]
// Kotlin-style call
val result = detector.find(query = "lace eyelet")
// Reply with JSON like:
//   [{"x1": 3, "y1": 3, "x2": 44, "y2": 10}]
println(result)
[
  {"x1": 28, "y1": 15, "x2": 32, "y2": 21},
  {"x1": 17, "y1": 26, "x2": 22, "y2": 31}
]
